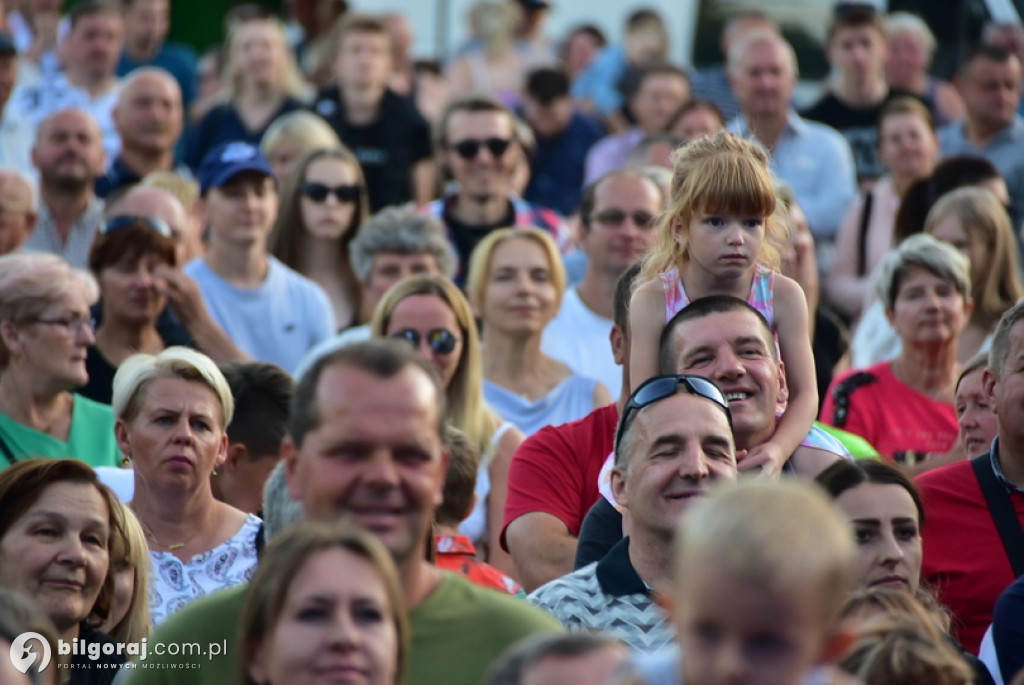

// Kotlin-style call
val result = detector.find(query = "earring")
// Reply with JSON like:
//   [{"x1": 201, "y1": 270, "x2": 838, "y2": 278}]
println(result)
[{"x1": 121, "y1": 455, "x2": 131, "y2": 467}]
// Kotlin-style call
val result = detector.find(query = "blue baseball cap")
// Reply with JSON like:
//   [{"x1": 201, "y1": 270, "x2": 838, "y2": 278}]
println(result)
[{"x1": 197, "y1": 142, "x2": 274, "y2": 193}]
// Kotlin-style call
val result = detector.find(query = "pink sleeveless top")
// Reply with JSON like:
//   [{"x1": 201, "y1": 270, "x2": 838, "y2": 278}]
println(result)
[{"x1": 661, "y1": 264, "x2": 777, "y2": 327}]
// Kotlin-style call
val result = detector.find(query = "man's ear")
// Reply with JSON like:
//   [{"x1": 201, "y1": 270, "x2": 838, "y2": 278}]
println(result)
[
  {"x1": 224, "y1": 442, "x2": 248, "y2": 472},
  {"x1": 610, "y1": 466, "x2": 628, "y2": 509},
  {"x1": 434, "y1": 448, "x2": 450, "y2": 507},
  {"x1": 776, "y1": 359, "x2": 789, "y2": 406},
  {"x1": 610, "y1": 324, "x2": 626, "y2": 365},
  {"x1": 983, "y1": 367, "x2": 998, "y2": 415},
  {"x1": 282, "y1": 436, "x2": 302, "y2": 500}
]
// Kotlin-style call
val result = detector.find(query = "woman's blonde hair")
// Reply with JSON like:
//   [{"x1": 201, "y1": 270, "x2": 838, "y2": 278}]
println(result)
[
  {"x1": 141, "y1": 171, "x2": 200, "y2": 213},
  {"x1": 224, "y1": 15, "x2": 312, "y2": 102},
  {"x1": 259, "y1": 110, "x2": 342, "y2": 160},
  {"x1": 112, "y1": 347, "x2": 235, "y2": 427},
  {"x1": 642, "y1": 131, "x2": 785, "y2": 280},
  {"x1": 103, "y1": 502, "x2": 151, "y2": 644},
  {"x1": 465, "y1": 227, "x2": 568, "y2": 315},
  {"x1": 240, "y1": 523, "x2": 409, "y2": 685},
  {"x1": 925, "y1": 185, "x2": 1023, "y2": 329},
  {"x1": 268, "y1": 146, "x2": 369, "y2": 324},
  {"x1": 370, "y1": 274, "x2": 500, "y2": 460},
  {"x1": 837, "y1": 620, "x2": 973, "y2": 685},
  {"x1": 0, "y1": 252, "x2": 99, "y2": 369}
]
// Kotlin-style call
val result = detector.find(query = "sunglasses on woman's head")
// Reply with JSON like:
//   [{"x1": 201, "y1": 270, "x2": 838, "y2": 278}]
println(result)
[
  {"x1": 299, "y1": 182, "x2": 362, "y2": 203},
  {"x1": 390, "y1": 328, "x2": 460, "y2": 355},
  {"x1": 100, "y1": 215, "x2": 173, "y2": 238},
  {"x1": 614, "y1": 374, "x2": 732, "y2": 454},
  {"x1": 449, "y1": 137, "x2": 514, "y2": 160}
]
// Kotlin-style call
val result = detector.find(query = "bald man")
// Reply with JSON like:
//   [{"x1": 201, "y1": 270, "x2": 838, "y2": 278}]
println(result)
[
  {"x1": 96, "y1": 66, "x2": 184, "y2": 198},
  {"x1": 0, "y1": 169, "x2": 37, "y2": 254},
  {"x1": 107, "y1": 184, "x2": 199, "y2": 263},
  {"x1": 23, "y1": 107, "x2": 106, "y2": 267}
]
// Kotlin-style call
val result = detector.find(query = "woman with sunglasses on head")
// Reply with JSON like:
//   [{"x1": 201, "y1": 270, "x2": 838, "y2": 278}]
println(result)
[
  {"x1": 0, "y1": 253, "x2": 121, "y2": 470},
  {"x1": 79, "y1": 216, "x2": 244, "y2": 405},
  {"x1": 268, "y1": 147, "x2": 369, "y2": 329},
  {"x1": 371, "y1": 274, "x2": 524, "y2": 577}
]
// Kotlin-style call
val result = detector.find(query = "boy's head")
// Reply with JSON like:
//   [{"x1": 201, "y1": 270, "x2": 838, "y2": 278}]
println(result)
[
  {"x1": 673, "y1": 480, "x2": 854, "y2": 685},
  {"x1": 332, "y1": 13, "x2": 393, "y2": 92},
  {"x1": 826, "y1": 3, "x2": 887, "y2": 85},
  {"x1": 436, "y1": 425, "x2": 479, "y2": 527},
  {"x1": 645, "y1": 132, "x2": 781, "y2": 277},
  {"x1": 197, "y1": 142, "x2": 278, "y2": 250}
]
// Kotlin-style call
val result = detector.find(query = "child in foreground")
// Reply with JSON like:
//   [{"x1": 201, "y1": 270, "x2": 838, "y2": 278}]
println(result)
[
  {"x1": 630, "y1": 132, "x2": 817, "y2": 475},
  {"x1": 644, "y1": 479, "x2": 856, "y2": 685}
]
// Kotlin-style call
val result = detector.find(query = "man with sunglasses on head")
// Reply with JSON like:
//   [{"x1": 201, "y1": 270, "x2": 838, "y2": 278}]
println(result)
[
  {"x1": 571, "y1": 295, "x2": 850, "y2": 569},
  {"x1": 182, "y1": 141, "x2": 334, "y2": 374},
  {"x1": 541, "y1": 169, "x2": 663, "y2": 399},
  {"x1": 421, "y1": 93, "x2": 569, "y2": 282},
  {"x1": 528, "y1": 373, "x2": 738, "y2": 653}
]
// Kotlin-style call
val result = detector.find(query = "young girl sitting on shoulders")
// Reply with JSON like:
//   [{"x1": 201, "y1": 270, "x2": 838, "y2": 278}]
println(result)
[{"x1": 629, "y1": 132, "x2": 817, "y2": 476}]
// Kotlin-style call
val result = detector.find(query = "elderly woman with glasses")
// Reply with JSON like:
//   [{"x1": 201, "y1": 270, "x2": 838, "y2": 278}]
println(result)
[
  {"x1": 0, "y1": 253, "x2": 120, "y2": 470},
  {"x1": 79, "y1": 215, "x2": 246, "y2": 405}
]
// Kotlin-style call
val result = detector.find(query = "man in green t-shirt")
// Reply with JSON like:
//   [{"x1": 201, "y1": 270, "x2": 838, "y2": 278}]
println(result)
[{"x1": 123, "y1": 340, "x2": 561, "y2": 685}]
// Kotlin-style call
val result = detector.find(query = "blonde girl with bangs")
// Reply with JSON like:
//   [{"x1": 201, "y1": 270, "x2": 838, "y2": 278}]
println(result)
[{"x1": 630, "y1": 131, "x2": 817, "y2": 477}]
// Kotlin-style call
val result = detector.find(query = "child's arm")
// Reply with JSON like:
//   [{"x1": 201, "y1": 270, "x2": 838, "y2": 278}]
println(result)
[
  {"x1": 743, "y1": 275, "x2": 819, "y2": 477},
  {"x1": 628, "y1": 278, "x2": 668, "y2": 393}
]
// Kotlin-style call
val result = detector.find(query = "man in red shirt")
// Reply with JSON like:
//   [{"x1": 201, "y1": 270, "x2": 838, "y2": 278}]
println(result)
[{"x1": 918, "y1": 301, "x2": 1024, "y2": 654}]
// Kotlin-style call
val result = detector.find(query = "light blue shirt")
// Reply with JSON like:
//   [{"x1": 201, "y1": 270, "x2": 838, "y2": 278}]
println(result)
[
  {"x1": 728, "y1": 110, "x2": 857, "y2": 242},
  {"x1": 183, "y1": 256, "x2": 335, "y2": 375},
  {"x1": 937, "y1": 116, "x2": 1024, "y2": 177}
]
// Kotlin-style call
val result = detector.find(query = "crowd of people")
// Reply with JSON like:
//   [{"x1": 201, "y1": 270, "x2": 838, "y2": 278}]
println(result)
[{"x1": 3, "y1": 0, "x2": 1024, "y2": 684}]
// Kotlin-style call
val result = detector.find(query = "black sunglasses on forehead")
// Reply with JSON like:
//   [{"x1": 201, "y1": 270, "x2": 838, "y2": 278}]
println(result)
[
  {"x1": 614, "y1": 374, "x2": 732, "y2": 454},
  {"x1": 99, "y1": 215, "x2": 174, "y2": 238}
]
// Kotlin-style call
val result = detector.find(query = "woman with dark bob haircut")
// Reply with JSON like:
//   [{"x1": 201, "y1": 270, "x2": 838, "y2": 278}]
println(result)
[{"x1": 0, "y1": 459, "x2": 129, "y2": 684}]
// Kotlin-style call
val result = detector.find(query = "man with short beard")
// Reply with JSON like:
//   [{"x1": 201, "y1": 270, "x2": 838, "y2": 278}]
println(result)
[
  {"x1": 21, "y1": 108, "x2": 106, "y2": 268},
  {"x1": 116, "y1": 0, "x2": 198, "y2": 108},
  {"x1": 95, "y1": 67, "x2": 184, "y2": 198}
]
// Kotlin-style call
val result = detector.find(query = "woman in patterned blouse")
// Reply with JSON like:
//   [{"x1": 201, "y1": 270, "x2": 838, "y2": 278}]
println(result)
[{"x1": 112, "y1": 347, "x2": 261, "y2": 626}]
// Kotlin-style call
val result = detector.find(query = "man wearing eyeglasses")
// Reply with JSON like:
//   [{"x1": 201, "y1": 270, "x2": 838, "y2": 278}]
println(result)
[
  {"x1": 528, "y1": 373, "x2": 738, "y2": 653},
  {"x1": 421, "y1": 93, "x2": 568, "y2": 282},
  {"x1": 541, "y1": 169, "x2": 663, "y2": 399}
]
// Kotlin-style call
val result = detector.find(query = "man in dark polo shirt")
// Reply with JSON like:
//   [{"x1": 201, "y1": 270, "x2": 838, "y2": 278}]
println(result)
[{"x1": 313, "y1": 13, "x2": 433, "y2": 211}]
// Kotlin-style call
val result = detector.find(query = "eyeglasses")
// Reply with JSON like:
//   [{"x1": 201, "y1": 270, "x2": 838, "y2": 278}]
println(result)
[
  {"x1": 390, "y1": 328, "x2": 460, "y2": 355},
  {"x1": 100, "y1": 215, "x2": 173, "y2": 238},
  {"x1": 591, "y1": 209, "x2": 656, "y2": 229},
  {"x1": 29, "y1": 315, "x2": 96, "y2": 335},
  {"x1": 299, "y1": 182, "x2": 362, "y2": 203},
  {"x1": 449, "y1": 137, "x2": 514, "y2": 160},
  {"x1": 614, "y1": 374, "x2": 732, "y2": 454}
]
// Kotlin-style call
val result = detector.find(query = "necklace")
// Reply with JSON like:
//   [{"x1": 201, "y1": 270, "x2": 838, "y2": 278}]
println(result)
[{"x1": 146, "y1": 512, "x2": 213, "y2": 552}]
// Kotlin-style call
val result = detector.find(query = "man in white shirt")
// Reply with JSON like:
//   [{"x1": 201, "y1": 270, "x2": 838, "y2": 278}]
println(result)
[
  {"x1": 8, "y1": 0, "x2": 124, "y2": 163},
  {"x1": 541, "y1": 169, "x2": 663, "y2": 397},
  {"x1": 184, "y1": 141, "x2": 335, "y2": 374},
  {"x1": 0, "y1": 32, "x2": 35, "y2": 180}
]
